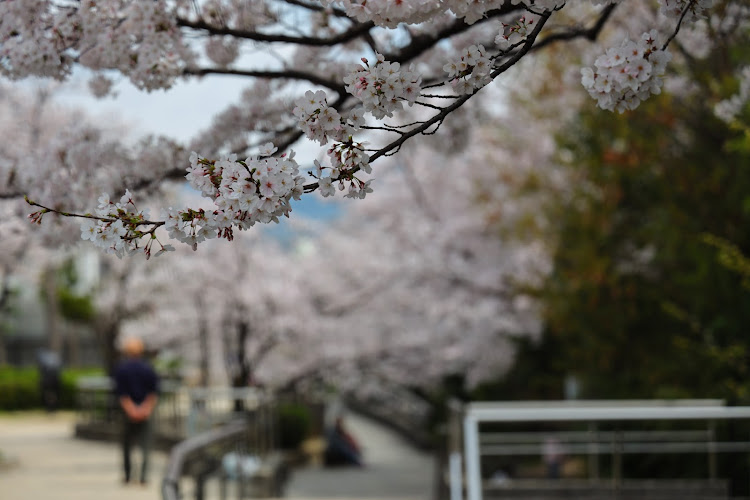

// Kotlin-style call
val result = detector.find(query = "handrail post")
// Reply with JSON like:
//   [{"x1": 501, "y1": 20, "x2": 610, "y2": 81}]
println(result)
[
  {"x1": 463, "y1": 411, "x2": 481, "y2": 500},
  {"x1": 448, "y1": 399, "x2": 464, "y2": 500},
  {"x1": 161, "y1": 478, "x2": 179, "y2": 500},
  {"x1": 708, "y1": 420, "x2": 717, "y2": 481},
  {"x1": 588, "y1": 422, "x2": 599, "y2": 482},
  {"x1": 611, "y1": 429, "x2": 622, "y2": 490}
]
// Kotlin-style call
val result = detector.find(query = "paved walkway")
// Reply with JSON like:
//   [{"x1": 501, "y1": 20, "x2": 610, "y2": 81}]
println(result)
[
  {"x1": 0, "y1": 411, "x2": 434, "y2": 500},
  {"x1": 285, "y1": 413, "x2": 434, "y2": 500},
  {"x1": 0, "y1": 411, "x2": 167, "y2": 500}
]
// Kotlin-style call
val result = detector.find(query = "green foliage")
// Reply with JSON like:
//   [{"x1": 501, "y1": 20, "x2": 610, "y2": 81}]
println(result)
[
  {"x1": 0, "y1": 366, "x2": 103, "y2": 411},
  {"x1": 56, "y1": 257, "x2": 95, "y2": 322},
  {"x1": 153, "y1": 352, "x2": 184, "y2": 381},
  {"x1": 38, "y1": 258, "x2": 96, "y2": 323},
  {"x1": 0, "y1": 283, "x2": 20, "y2": 336},
  {"x1": 702, "y1": 233, "x2": 750, "y2": 289},
  {"x1": 276, "y1": 402, "x2": 312, "y2": 449},
  {"x1": 527, "y1": 26, "x2": 750, "y2": 403},
  {"x1": 472, "y1": 337, "x2": 567, "y2": 401},
  {"x1": 56, "y1": 287, "x2": 95, "y2": 322},
  {"x1": 0, "y1": 367, "x2": 39, "y2": 410}
]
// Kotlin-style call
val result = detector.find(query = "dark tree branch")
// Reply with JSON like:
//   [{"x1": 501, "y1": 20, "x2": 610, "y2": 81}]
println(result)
[
  {"x1": 529, "y1": 3, "x2": 617, "y2": 51},
  {"x1": 184, "y1": 67, "x2": 347, "y2": 96},
  {"x1": 385, "y1": 6, "x2": 524, "y2": 64},
  {"x1": 176, "y1": 16, "x2": 375, "y2": 46},
  {"x1": 279, "y1": 0, "x2": 350, "y2": 18}
]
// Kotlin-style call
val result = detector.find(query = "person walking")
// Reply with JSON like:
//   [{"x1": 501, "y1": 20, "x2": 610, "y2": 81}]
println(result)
[
  {"x1": 113, "y1": 337, "x2": 160, "y2": 485},
  {"x1": 37, "y1": 349, "x2": 62, "y2": 413}
]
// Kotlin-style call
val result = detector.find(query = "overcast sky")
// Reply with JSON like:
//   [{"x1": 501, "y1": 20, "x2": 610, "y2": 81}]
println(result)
[
  {"x1": 49, "y1": 67, "x2": 340, "y2": 224},
  {"x1": 57, "y1": 69, "x2": 249, "y2": 144}
]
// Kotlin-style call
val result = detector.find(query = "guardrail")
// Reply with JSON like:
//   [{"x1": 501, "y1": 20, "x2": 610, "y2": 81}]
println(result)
[
  {"x1": 75, "y1": 376, "x2": 184, "y2": 448},
  {"x1": 162, "y1": 419, "x2": 248, "y2": 500},
  {"x1": 447, "y1": 400, "x2": 750, "y2": 500},
  {"x1": 75, "y1": 381, "x2": 303, "y2": 499},
  {"x1": 162, "y1": 388, "x2": 290, "y2": 500}
]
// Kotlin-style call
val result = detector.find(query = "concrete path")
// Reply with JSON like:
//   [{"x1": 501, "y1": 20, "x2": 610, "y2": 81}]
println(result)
[
  {"x1": 0, "y1": 411, "x2": 434, "y2": 500},
  {"x1": 284, "y1": 412, "x2": 435, "y2": 500},
  {"x1": 0, "y1": 411, "x2": 167, "y2": 500}
]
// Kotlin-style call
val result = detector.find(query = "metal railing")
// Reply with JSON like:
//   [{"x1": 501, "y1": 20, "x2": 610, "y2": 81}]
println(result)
[
  {"x1": 162, "y1": 388, "x2": 288, "y2": 500},
  {"x1": 448, "y1": 400, "x2": 750, "y2": 500},
  {"x1": 162, "y1": 419, "x2": 249, "y2": 500},
  {"x1": 75, "y1": 382, "x2": 295, "y2": 499},
  {"x1": 74, "y1": 376, "x2": 184, "y2": 447}
]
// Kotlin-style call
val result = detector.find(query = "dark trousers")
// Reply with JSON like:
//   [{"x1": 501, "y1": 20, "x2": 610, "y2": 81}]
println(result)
[{"x1": 122, "y1": 417, "x2": 153, "y2": 483}]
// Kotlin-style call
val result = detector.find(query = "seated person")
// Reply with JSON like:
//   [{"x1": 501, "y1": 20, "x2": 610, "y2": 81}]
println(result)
[{"x1": 325, "y1": 417, "x2": 363, "y2": 466}]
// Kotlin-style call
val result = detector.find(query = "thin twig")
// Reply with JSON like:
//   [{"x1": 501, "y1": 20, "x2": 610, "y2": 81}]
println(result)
[{"x1": 662, "y1": 0, "x2": 696, "y2": 51}]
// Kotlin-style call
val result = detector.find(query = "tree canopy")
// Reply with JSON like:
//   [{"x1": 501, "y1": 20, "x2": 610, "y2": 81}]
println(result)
[
  {"x1": 518, "y1": 22, "x2": 750, "y2": 402},
  {"x1": 1, "y1": 1, "x2": 745, "y2": 257}
]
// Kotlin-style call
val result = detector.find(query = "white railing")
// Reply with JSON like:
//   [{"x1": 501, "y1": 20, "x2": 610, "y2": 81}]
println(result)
[{"x1": 449, "y1": 400, "x2": 750, "y2": 500}]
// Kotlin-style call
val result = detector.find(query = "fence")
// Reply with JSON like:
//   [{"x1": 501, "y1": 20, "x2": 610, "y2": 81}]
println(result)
[
  {"x1": 74, "y1": 376, "x2": 184, "y2": 449},
  {"x1": 75, "y1": 381, "x2": 319, "y2": 498},
  {"x1": 162, "y1": 388, "x2": 288, "y2": 500},
  {"x1": 448, "y1": 400, "x2": 750, "y2": 500}
]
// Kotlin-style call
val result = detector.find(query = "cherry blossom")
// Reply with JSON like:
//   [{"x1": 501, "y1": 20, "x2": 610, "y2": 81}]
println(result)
[
  {"x1": 581, "y1": 30, "x2": 672, "y2": 113},
  {"x1": 715, "y1": 66, "x2": 750, "y2": 124},
  {"x1": 0, "y1": 0, "x2": 743, "y2": 256},
  {"x1": 2, "y1": 0, "x2": 747, "y2": 398},
  {"x1": 343, "y1": 54, "x2": 422, "y2": 119}
]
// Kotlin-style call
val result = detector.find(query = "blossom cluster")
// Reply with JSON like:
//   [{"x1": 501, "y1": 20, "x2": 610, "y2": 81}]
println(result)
[
  {"x1": 292, "y1": 89, "x2": 373, "y2": 200},
  {"x1": 580, "y1": 30, "x2": 672, "y2": 113},
  {"x1": 0, "y1": 0, "x2": 76, "y2": 81},
  {"x1": 343, "y1": 54, "x2": 422, "y2": 120},
  {"x1": 75, "y1": 144, "x2": 306, "y2": 254},
  {"x1": 204, "y1": 37, "x2": 241, "y2": 68},
  {"x1": 88, "y1": 74, "x2": 116, "y2": 98},
  {"x1": 715, "y1": 66, "x2": 750, "y2": 124},
  {"x1": 174, "y1": 145, "x2": 305, "y2": 245},
  {"x1": 320, "y1": 0, "x2": 567, "y2": 28},
  {"x1": 294, "y1": 90, "x2": 350, "y2": 145},
  {"x1": 319, "y1": 0, "x2": 707, "y2": 30},
  {"x1": 318, "y1": 0, "x2": 443, "y2": 28},
  {"x1": 77, "y1": 0, "x2": 190, "y2": 91},
  {"x1": 79, "y1": 191, "x2": 173, "y2": 259},
  {"x1": 444, "y1": 45, "x2": 492, "y2": 95},
  {"x1": 0, "y1": 0, "x2": 192, "y2": 91},
  {"x1": 659, "y1": 0, "x2": 715, "y2": 21},
  {"x1": 513, "y1": 0, "x2": 566, "y2": 12},
  {"x1": 314, "y1": 140, "x2": 372, "y2": 199},
  {"x1": 495, "y1": 16, "x2": 535, "y2": 52},
  {"x1": 11, "y1": 0, "x2": 728, "y2": 257}
]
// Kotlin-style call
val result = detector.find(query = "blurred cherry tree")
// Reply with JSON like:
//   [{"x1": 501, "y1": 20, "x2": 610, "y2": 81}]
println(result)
[{"x1": 0, "y1": 0, "x2": 743, "y2": 256}]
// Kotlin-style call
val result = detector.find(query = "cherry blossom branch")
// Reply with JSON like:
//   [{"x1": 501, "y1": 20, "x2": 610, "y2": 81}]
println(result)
[
  {"x1": 385, "y1": 6, "x2": 524, "y2": 64},
  {"x1": 530, "y1": 3, "x2": 618, "y2": 49},
  {"x1": 303, "y1": 10, "x2": 553, "y2": 194},
  {"x1": 184, "y1": 67, "x2": 347, "y2": 95},
  {"x1": 26, "y1": 197, "x2": 165, "y2": 228},
  {"x1": 279, "y1": 0, "x2": 350, "y2": 17},
  {"x1": 26, "y1": 197, "x2": 115, "y2": 222},
  {"x1": 176, "y1": 16, "x2": 375, "y2": 46},
  {"x1": 662, "y1": 0, "x2": 697, "y2": 51},
  {"x1": 3, "y1": 0, "x2": 725, "y2": 258}
]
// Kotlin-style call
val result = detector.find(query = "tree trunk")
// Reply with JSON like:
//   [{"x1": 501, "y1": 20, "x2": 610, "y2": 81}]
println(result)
[
  {"x1": 233, "y1": 320, "x2": 250, "y2": 412},
  {"x1": 97, "y1": 317, "x2": 120, "y2": 376},
  {"x1": 67, "y1": 324, "x2": 80, "y2": 367},
  {"x1": 43, "y1": 268, "x2": 63, "y2": 357},
  {"x1": 196, "y1": 296, "x2": 210, "y2": 387},
  {"x1": 0, "y1": 333, "x2": 7, "y2": 366}
]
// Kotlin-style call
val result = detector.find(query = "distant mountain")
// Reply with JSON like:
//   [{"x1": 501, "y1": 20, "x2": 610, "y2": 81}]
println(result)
[{"x1": 263, "y1": 196, "x2": 340, "y2": 245}]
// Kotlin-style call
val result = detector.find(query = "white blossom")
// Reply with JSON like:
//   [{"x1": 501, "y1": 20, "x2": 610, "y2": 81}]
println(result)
[{"x1": 581, "y1": 30, "x2": 672, "y2": 113}]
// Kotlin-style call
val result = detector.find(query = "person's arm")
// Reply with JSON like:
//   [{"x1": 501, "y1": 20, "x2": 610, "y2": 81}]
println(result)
[
  {"x1": 119, "y1": 396, "x2": 141, "y2": 421},
  {"x1": 138, "y1": 393, "x2": 158, "y2": 420}
]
